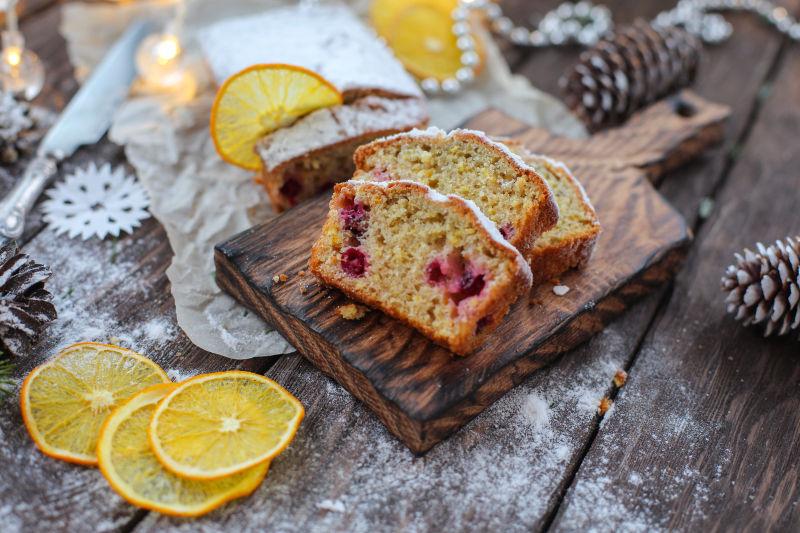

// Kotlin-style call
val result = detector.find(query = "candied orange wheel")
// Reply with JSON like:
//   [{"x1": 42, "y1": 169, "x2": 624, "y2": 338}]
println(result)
[
  {"x1": 149, "y1": 371, "x2": 304, "y2": 480},
  {"x1": 20, "y1": 342, "x2": 170, "y2": 465},
  {"x1": 98, "y1": 383, "x2": 270, "y2": 517},
  {"x1": 211, "y1": 63, "x2": 343, "y2": 170}
]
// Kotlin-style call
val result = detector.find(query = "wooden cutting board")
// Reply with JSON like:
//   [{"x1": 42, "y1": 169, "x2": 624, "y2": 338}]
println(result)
[{"x1": 215, "y1": 90, "x2": 729, "y2": 454}]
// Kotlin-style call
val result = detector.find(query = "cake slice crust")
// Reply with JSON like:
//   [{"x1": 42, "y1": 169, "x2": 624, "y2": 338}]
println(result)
[
  {"x1": 521, "y1": 154, "x2": 601, "y2": 283},
  {"x1": 352, "y1": 128, "x2": 559, "y2": 256},
  {"x1": 310, "y1": 180, "x2": 532, "y2": 355}
]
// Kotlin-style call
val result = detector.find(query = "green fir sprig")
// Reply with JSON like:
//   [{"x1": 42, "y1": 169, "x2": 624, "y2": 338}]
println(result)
[{"x1": 0, "y1": 358, "x2": 14, "y2": 398}]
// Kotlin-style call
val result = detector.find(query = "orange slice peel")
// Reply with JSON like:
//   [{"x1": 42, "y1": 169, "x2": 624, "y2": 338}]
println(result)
[
  {"x1": 97, "y1": 383, "x2": 270, "y2": 517},
  {"x1": 20, "y1": 342, "x2": 170, "y2": 465},
  {"x1": 211, "y1": 63, "x2": 343, "y2": 171}
]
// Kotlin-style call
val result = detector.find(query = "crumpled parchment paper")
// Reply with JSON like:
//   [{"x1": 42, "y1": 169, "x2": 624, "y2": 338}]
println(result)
[{"x1": 60, "y1": 0, "x2": 586, "y2": 359}]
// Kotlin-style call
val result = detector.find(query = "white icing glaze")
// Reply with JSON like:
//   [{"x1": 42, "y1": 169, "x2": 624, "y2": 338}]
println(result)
[
  {"x1": 257, "y1": 96, "x2": 428, "y2": 170},
  {"x1": 199, "y1": 4, "x2": 422, "y2": 98},
  {"x1": 527, "y1": 152, "x2": 598, "y2": 217},
  {"x1": 348, "y1": 179, "x2": 533, "y2": 285}
]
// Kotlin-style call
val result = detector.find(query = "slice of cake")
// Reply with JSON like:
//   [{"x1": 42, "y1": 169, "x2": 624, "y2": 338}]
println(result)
[
  {"x1": 352, "y1": 128, "x2": 559, "y2": 258},
  {"x1": 310, "y1": 180, "x2": 533, "y2": 355},
  {"x1": 200, "y1": 5, "x2": 429, "y2": 211},
  {"x1": 521, "y1": 154, "x2": 601, "y2": 282}
]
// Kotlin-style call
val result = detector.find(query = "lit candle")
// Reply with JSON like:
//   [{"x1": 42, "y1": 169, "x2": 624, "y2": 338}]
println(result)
[
  {"x1": 135, "y1": 0, "x2": 190, "y2": 92},
  {"x1": 0, "y1": 0, "x2": 44, "y2": 99}
]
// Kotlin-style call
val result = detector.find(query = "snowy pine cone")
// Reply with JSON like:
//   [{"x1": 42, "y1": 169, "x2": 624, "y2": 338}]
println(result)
[
  {"x1": 0, "y1": 241, "x2": 57, "y2": 356},
  {"x1": 560, "y1": 20, "x2": 701, "y2": 132},
  {"x1": 721, "y1": 236, "x2": 800, "y2": 338}
]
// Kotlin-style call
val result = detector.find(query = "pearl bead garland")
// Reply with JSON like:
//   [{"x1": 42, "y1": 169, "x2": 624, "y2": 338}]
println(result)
[{"x1": 420, "y1": 0, "x2": 800, "y2": 96}]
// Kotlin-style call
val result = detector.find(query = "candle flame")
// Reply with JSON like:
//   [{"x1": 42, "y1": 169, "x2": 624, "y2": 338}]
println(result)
[
  {"x1": 4, "y1": 46, "x2": 22, "y2": 68},
  {"x1": 154, "y1": 35, "x2": 181, "y2": 66}
]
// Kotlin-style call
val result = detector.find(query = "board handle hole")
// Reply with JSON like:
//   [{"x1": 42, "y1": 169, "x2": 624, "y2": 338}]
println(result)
[{"x1": 671, "y1": 96, "x2": 697, "y2": 118}]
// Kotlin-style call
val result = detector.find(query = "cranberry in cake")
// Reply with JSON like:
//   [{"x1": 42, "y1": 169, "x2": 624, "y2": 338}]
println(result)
[
  {"x1": 353, "y1": 127, "x2": 559, "y2": 257},
  {"x1": 310, "y1": 180, "x2": 533, "y2": 355}
]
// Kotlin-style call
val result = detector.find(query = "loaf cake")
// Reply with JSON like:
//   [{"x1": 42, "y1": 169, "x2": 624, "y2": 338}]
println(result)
[
  {"x1": 352, "y1": 128, "x2": 559, "y2": 258},
  {"x1": 520, "y1": 153, "x2": 601, "y2": 282},
  {"x1": 310, "y1": 180, "x2": 533, "y2": 355},
  {"x1": 200, "y1": 5, "x2": 429, "y2": 211}
]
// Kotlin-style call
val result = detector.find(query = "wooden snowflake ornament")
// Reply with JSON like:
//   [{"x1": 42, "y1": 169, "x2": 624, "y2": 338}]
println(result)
[{"x1": 41, "y1": 162, "x2": 150, "y2": 240}]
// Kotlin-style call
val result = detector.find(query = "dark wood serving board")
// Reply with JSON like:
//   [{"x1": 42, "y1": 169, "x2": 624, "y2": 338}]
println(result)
[{"x1": 215, "y1": 90, "x2": 729, "y2": 454}]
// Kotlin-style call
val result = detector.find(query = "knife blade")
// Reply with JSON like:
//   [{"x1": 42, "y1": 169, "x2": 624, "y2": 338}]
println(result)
[{"x1": 0, "y1": 20, "x2": 151, "y2": 240}]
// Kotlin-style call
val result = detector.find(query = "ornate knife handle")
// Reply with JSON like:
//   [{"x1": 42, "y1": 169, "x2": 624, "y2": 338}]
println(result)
[{"x1": 0, "y1": 153, "x2": 59, "y2": 240}]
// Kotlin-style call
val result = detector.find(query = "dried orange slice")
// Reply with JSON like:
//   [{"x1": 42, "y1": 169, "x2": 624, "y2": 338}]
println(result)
[
  {"x1": 211, "y1": 63, "x2": 343, "y2": 170},
  {"x1": 384, "y1": 2, "x2": 484, "y2": 82},
  {"x1": 98, "y1": 383, "x2": 269, "y2": 517},
  {"x1": 20, "y1": 342, "x2": 170, "y2": 465},
  {"x1": 370, "y1": 0, "x2": 457, "y2": 41},
  {"x1": 149, "y1": 371, "x2": 304, "y2": 480}
]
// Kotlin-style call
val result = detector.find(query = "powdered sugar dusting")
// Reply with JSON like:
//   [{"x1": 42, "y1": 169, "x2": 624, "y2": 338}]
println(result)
[
  {"x1": 526, "y1": 152, "x2": 597, "y2": 217},
  {"x1": 316, "y1": 499, "x2": 346, "y2": 513},
  {"x1": 22, "y1": 237, "x2": 180, "y2": 356},
  {"x1": 200, "y1": 4, "x2": 421, "y2": 98},
  {"x1": 257, "y1": 96, "x2": 427, "y2": 170},
  {"x1": 138, "y1": 327, "x2": 631, "y2": 532},
  {"x1": 555, "y1": 336, "x2": 731, "y2": 531}
]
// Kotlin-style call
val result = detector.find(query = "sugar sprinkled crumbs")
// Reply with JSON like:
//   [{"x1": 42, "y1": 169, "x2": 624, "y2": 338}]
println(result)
[
  {"x1": 597, "y1": 397, "x2": 613, "y2": 416},
  {"x1": 553, "y1": 284, "x2": 571, "y2": 296},
  {"x1": 316, "y1": 499, "x2": 346, "y2": 513},
  {"x1": 166, "y1": 367, "x2": 199, "y2": 383},
  {"x1": 520, "y1": 393, "x2": 550, "y2": 430},
  {"x1": 338, "y1": 303, "x2": 367, "y2": 320}
]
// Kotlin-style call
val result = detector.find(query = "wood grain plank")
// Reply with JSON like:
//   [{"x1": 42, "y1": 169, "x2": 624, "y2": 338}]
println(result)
[{"x1": 550, "y1": 20, "x2": 800, "y2": 533}]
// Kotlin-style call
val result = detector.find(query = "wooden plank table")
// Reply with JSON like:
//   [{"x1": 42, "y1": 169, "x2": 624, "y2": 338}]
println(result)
[{"x1": 1, "y1": 1, "x2": 798, "y2": 531}]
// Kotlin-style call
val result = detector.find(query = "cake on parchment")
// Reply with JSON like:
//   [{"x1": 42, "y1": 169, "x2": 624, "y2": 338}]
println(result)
[
  {"x1": 352, "y1": 127, "x2": 560, "y2": 262},
  {"x1": 200, "y1": 5, "x2": 429, "y2": 211},
  {"x1": 309, "y1": 180, "x2": 533, "y2": 355}
]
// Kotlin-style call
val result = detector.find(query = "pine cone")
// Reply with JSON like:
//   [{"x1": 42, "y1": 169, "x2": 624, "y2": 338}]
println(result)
[
  {"x1": 0, "y1": 241, "x2": 57, "y2": 356},
  {"x1": 0, "y1": 93, "x2": 55, "y2": 164},
  {"x1": 721, "y1": 236, "x2": 800, "y2": 338},
  {"x1": 560, "y1": 20, "x2": 702, "y2": 132}
]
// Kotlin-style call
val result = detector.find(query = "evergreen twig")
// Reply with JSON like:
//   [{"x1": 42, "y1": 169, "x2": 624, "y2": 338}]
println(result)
[{"x1": 0, "y1": 358, "x2": 14, "y2": 398}]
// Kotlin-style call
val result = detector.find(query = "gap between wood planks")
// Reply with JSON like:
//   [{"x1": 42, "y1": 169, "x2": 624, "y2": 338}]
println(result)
[{"x1": 535, "y1": 23, "x2": 798, "y2": 533}]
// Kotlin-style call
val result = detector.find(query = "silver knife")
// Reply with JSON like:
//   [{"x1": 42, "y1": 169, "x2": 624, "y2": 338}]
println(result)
[{"x1": 0, "y1": 20, "x2": 151, "y2": 239}]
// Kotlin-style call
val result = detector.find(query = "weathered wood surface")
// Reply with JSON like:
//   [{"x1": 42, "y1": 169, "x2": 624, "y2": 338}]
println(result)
[
  {"x1": 551, "y1": 25, "x2": 800, "y2": 531},
  {"x1": 1, "y1": 0, "x2": 799, "y2": 531},
  {"x1": 214, "y1": 92, "x2": 730, "y2": 453}
]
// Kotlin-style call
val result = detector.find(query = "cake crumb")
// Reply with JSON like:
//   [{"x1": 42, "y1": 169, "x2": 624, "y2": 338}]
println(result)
[
  {"x1": 338, "y1": 303, "x2": 368, "y2": 320},
  {"x1": 273, "y1": 273, "x2": 289, "y2": 284},
  {"x1": 553, "y1": 285, "x2": 570, "y2": 296},
  {"x1": 316, "y1": 499, "x2": 346, "y2": 513},
  {"x1": 598, "y1": 397, "x2": 612, "y2": 416},
  {"x1": 613, "y1": 369, "x2": 628, "y2": 388}
]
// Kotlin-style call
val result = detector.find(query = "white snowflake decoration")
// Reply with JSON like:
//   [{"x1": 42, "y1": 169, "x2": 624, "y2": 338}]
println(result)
[{"x1": 41, "y1": 162, "x2": 150, "y2": 240}]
